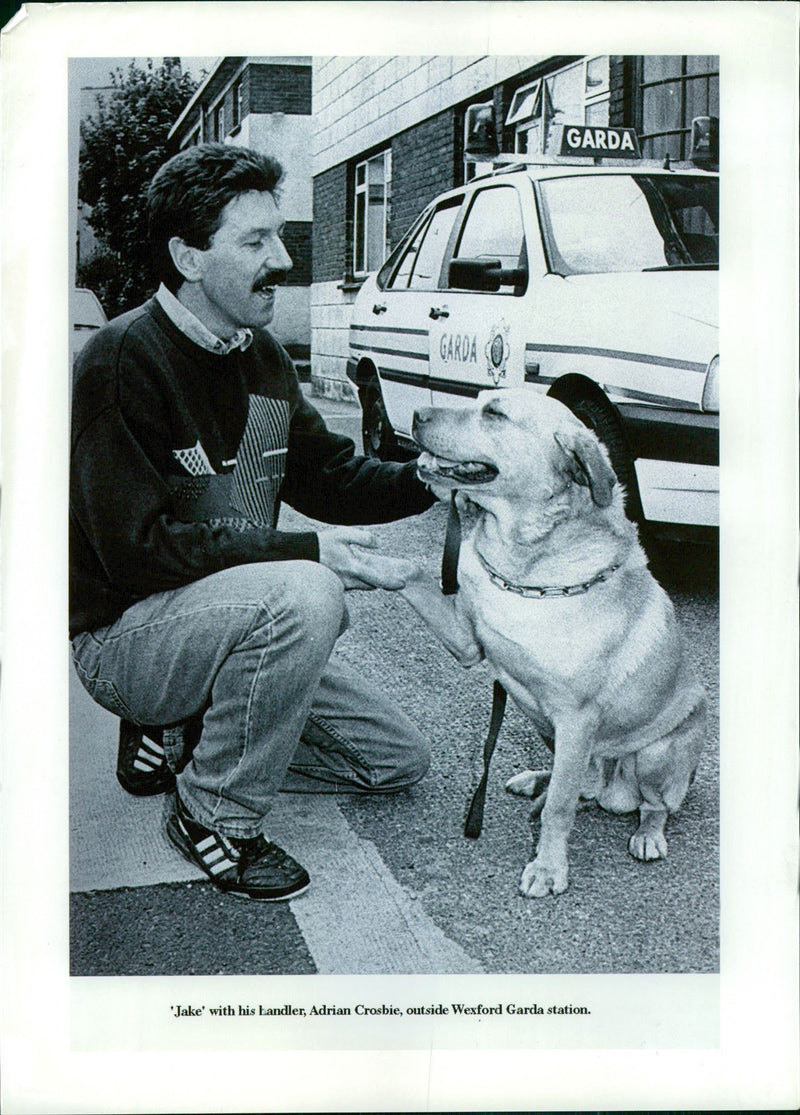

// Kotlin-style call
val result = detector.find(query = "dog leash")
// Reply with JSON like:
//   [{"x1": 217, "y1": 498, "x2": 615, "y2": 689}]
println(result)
[{"x1": 441, "y1": 492, "x2": 507, "y2": 840}]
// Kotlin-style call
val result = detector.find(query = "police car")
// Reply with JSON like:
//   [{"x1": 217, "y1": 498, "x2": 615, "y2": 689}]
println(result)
[{"x1": 347, "y1": 122, "x2": 719, "y2": 538}]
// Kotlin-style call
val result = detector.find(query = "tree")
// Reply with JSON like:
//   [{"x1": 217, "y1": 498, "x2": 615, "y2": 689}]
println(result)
[{"x1": 78, "y1": 58, "x2": 199, "y2": 317}]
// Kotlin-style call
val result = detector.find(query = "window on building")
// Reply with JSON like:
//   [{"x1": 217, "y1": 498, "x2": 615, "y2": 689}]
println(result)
[
  {"x1": 450, "y1": 185, "x2": 527, "y2": 292},
  {"x1": 638, "y1": 56, "x2": 719, "y2": 160},
  {"x1": 354, "y1": 150, "x2": 392, "y2": 276},
  {"x1": 506, "y1": 57, "x2": 610, "y2": 155},
  {"x1": 389, "y1": 197, "x2": 463, "y2": 290},
  {"x1": 232, "y1": 78, "x2": 243, "y2": 129},
  {"x1": 213, "y1": 102, "x2": 225, "y2": 141}
]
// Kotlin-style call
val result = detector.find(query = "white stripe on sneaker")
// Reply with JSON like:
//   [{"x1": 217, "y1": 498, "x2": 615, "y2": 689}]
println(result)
[
  {"x1": 208, "y1": 856, "x2": 238, "y2": 875},
  {"x1": 139, "y1": 740, "x2": 165, "y2": 759},
  {"x1": 189, "y1": 827, "x2": 239, "y2": 876}
]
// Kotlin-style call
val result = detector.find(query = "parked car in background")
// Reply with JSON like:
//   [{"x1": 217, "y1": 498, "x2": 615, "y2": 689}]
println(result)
[
  {"x1": 347, "y1": 124, "x2": 718, "y2": 540},
  {"x1": 71, "y1": 288, "x2": 107, "y2": 363}
]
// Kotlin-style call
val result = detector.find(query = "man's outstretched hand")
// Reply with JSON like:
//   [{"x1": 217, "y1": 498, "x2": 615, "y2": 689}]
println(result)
[{"x1": 317, "y1": 527, "x2": 417, "y2": 590}]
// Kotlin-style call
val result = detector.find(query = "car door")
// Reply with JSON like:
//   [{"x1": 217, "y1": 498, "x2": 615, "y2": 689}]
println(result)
[
  {"x1": 370, "y1": 195, "x2": 464, "y2": 439},
  {"x1": 427, "y1": 183, "x2": 531, "y2": 406}
]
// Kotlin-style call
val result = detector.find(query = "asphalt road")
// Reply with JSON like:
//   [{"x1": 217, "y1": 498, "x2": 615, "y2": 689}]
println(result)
[{"x1": 70, "y1": 390, "x2": 719, "y2": 976}]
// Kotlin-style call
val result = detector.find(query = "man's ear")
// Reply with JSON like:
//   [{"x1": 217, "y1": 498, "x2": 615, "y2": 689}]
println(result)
[{"x1": 168, "y1": 237, "x2": 206, "y2": 284}]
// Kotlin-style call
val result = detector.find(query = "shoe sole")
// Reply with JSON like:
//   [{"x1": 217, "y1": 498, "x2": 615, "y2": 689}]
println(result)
[
  {"x1": 117, "y1": 769, "x2": 176, "y2": 797},
  {"x1": 166, "y1": 813, "x2": 309, "y2": 902}
]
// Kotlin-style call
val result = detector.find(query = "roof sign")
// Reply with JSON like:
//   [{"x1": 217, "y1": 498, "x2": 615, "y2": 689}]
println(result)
[{"x1": 560, "y1": 125, "x2": 642, "y2": 159}]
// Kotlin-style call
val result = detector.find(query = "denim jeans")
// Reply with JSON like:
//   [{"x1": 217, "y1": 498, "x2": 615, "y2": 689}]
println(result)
[{"x1": 71, "y1": 561, "x2": 429, "y2": 839}]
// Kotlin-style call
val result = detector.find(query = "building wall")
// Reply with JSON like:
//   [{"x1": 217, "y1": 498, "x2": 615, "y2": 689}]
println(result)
[
  {"x1": 246, "y1": 62, "x2": 311, "y2": 116},
  {"x1": 239, "y1": 113, "x2": 313, "y2": 221},
  {"x1": 312, "y1": 162, "x2": 348, "y2": 284},
  {"x1": 391, "y1": 110, "x2": 456, "y2": 244},
  {"x1": 171, "y1": 59, "x2": 313, "y2": 361},
  {"x1": 313, "y1": 56, "x2": 544, "y2": 176}
]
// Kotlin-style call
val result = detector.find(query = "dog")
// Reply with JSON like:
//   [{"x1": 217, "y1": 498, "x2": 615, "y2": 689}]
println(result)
[{"x1": 398, "y1": 388, "x2": 706, "y2": 898}]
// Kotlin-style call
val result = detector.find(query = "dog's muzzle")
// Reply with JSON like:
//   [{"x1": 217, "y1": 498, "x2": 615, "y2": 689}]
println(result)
[{"x1": 416, "y1": 450, "x2": 498, "y2": 485}]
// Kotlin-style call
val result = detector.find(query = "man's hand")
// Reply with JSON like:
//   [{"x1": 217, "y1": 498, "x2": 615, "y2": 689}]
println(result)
[{"x1": 317, "y1": 527, "x2": 416, "y2": 590}]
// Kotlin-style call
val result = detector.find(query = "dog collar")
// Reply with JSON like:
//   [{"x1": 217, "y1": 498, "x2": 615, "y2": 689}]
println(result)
[{"x1": 475, "y1": 549, "x2": 621, "y2": 598}]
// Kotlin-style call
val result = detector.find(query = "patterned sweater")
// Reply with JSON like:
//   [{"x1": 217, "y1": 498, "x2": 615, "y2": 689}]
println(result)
[{"x1": 70, "y1": 297, "x2": 433, "y2": 636}]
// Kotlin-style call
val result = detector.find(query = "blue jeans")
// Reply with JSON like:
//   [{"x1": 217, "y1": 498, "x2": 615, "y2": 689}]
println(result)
[{"x1": 71, "y1": 562, "x2": 429, "y2": 839}]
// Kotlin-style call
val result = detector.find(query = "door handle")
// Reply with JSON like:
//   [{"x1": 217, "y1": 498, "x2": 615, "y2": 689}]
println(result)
[
  {"x1": 429, "y1": 306, "x2": 450, "y2": 320},
  {"x1": 372, "y1": 303, "x2": 387, "y2": 315}
]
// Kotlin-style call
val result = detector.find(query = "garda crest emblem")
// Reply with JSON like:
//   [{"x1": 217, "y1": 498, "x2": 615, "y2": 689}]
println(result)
[{"x1": 485, "y1": 320, "x2": 510, "y2": 386}]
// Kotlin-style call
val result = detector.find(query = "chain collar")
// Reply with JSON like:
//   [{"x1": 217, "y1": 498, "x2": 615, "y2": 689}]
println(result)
[{"x1": 475, "y1": 548, "x2": 620, "y2": 598}]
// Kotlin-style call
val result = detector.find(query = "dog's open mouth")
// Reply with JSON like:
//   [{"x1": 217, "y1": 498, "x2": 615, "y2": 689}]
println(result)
[{"x1": 416, "y1": 450, "x2": 498, "y2": 485}]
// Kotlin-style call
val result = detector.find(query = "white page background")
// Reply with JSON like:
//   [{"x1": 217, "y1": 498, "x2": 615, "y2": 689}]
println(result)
[{"x1": 2, "y1": 2, "x2": 798, "y2": 1111}]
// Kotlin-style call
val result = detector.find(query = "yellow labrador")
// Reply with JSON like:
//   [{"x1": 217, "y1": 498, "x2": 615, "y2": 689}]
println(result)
[{"x1": 399, "y1": 389, "x2": 706, "y2": 898}]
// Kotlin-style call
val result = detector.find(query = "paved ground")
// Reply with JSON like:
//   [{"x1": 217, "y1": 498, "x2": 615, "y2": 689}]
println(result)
[{"x1": 69, "y1": 390, "x2": 719, "y2": 977}]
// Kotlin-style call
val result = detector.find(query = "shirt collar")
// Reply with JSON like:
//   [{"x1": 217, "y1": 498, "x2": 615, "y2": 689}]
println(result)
[{"x1": 156, "y1": 284, "x2": 253, "y2": 354}]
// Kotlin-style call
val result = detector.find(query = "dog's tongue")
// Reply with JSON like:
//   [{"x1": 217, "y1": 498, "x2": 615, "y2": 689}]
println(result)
[{"x1": 418, "y1": 450, "x2": 496, "y2": 482}]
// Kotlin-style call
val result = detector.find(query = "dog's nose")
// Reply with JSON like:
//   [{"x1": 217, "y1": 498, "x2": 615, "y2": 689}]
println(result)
[{"x1": 413, "y1": 408, "x2": 433, "y2": 427}]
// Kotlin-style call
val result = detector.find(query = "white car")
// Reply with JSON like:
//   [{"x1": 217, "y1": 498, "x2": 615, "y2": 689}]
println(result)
[
  {"x1": 348, "y1": 143, "x2": 718, "y2": 539},
  {"x1": 71, "y1": 288, "x2": 107, "y2": 362}
]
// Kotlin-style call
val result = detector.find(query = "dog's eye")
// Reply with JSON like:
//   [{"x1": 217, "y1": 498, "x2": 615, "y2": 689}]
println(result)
[{"x1": 482, "y1": 403, "x2": 507, "y2": 420}]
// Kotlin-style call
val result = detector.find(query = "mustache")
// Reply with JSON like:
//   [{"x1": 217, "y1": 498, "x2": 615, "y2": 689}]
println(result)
[{"x1": 252, "y1": 270, "x2": 288, "y2": 292}]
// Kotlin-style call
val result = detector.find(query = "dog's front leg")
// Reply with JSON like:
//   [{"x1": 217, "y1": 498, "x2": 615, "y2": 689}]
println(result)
[
  {"x1": 399, "y1": 575, "x2": 483, "y2": 667},
  {"x1": 520, "y1": 715, "x2": 597, "y2": 898}
]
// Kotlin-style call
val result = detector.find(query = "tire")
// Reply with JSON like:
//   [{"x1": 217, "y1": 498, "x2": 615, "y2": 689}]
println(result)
[
  {"x1": 564, "y1": 393, "x2": 644, "y2": 523},
  {"x1": 361, "y1": 374, "x2": 397, "y2": 461}
]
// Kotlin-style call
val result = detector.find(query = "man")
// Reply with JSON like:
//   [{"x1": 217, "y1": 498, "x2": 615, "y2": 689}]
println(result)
[{"x1": 70, "y1": 143, "x2": 435, "y2": 902}]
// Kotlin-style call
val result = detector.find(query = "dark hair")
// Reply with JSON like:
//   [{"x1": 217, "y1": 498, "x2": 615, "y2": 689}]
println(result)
[{"x1": 147, "y1": 143, "x2": 284, "y2": 292}]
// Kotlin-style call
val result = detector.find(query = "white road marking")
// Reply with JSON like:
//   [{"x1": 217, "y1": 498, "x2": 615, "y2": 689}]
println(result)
[{"x1": 278, "y1": 797, "x2": 481, "y2": 974}]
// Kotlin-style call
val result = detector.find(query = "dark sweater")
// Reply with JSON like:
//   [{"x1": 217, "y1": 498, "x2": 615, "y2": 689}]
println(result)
[{"x1": 70, "y1": 297, "x2": 433, "y2": 637}]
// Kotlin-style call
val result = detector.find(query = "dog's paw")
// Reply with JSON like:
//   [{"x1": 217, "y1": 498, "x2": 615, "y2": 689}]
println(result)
[
  {"x1": 628, "y1": 829, "x2": 668, "y2": 861},
  {"x1": 519, "y1": 856, "x2": 568, "y2": 898},
  {"x1": 505, "y1": 769, "x2": 551, "y2": 799}
]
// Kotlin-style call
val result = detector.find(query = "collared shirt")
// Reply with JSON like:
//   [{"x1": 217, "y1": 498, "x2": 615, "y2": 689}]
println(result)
[{"x1": 155, "y1": 283, "x2": 253, "y2": 355}]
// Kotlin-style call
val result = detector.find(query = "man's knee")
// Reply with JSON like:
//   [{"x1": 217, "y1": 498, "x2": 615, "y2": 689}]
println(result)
[
  {"x1": 230, "y1": 560, "x2": 346, "y2": 645},
  {"x1": 289, "y1": 561, "x2": 347, "y2": 641}
]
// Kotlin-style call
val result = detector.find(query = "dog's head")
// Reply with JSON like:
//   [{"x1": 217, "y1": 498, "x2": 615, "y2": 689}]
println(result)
[{"x1": 413, "y1": 389, "x2": 617, "y2": 516}]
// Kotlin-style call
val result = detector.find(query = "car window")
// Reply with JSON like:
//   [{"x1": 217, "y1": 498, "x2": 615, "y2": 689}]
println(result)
[
  {"x1": 389, "y1": 198, "x2": 462, "y2": 291},
  {"x1": 450, "y1": 185, "x2": 527, "y2": 289},
  {"x1": 537, "y1": 173, "x2": 719, "y2": 274}
]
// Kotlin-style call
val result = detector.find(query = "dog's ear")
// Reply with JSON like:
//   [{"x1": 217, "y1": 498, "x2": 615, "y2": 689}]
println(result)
[{"x1": 553, "y1": 428, "x2": 616, "y2": 508}]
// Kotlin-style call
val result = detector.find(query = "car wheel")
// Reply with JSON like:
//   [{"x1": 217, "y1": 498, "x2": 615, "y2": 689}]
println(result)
[
  {"x1": 565, "y1": 394, "x2": 644, "y2": 523},
  {"x1": 361, "y1": 374, "x2": 397, "y2": 460}
]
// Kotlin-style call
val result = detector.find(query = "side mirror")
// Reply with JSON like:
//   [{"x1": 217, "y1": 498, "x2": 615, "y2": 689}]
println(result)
[{"x1": 448, "y1": 257, "x2": 527, "y2": 292}]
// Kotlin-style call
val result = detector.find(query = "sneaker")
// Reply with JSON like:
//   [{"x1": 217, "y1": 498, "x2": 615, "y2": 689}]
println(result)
[
  {"x1": 166, "y1": 795, "x2": 310, "y2": 901},
  {"x1": 117, "y1": 721, "x2": 176, "y2": 797}
]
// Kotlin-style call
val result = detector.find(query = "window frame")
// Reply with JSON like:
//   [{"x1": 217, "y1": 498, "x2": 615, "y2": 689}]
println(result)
[
  {"x1": 232, "y1": 78, "x2": 243, "y2": 130},
  {"x1": 386, "y1": 195, "x2": 465, "y2": 292},
  {"x1": 213, "y1": 101, "x2": 225, "y2": 142},
  {"x1": 352, "y1": 149, "x2": 393, "y2": 279},
  {"x1": 447, "y1": 183, "x2": 529, "y2": 296},
  {"x1": 635, "y1": 56, "x2": 719, "y2": 161},
  {"x1": 505, "y1": 57, "x2": 610, "y2": 155}
]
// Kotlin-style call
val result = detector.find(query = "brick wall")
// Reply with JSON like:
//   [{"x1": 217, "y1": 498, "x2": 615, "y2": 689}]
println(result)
[
  {"x1": 609, "y1": 56, "x2": 634, "y2": 127},
  {"x1": 312, "y1": 163, "x2": 348, "y2": 283},
  {"x1": 390, "y1": 110, "x2": 457, "y2": 248},
  {"x1": 281, "y1": 221, "x2": 311, "y2": 286},
  {"x1": 246, "y1": 64, "x2": 311, "y2": 117}
]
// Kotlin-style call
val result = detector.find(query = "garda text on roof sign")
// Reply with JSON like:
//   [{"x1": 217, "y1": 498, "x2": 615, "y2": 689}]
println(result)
[{"x1": 560, "y1": 125, "x2": 642, "y2": 159}]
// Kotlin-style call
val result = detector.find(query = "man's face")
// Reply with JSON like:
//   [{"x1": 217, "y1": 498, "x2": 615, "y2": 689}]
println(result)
[{"x1": 186, "y1": 190, "x2": 293, "y2": 336}]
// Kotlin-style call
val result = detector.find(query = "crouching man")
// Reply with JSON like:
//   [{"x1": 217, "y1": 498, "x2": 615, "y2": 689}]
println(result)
[{"x1": 70, "y1": 143, "x2": 434, "y2": 901}]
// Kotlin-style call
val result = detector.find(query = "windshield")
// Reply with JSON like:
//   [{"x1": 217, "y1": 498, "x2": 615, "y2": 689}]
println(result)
[{"x1": 537, "y1": 173, "x2": 718, "y2": 274}]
